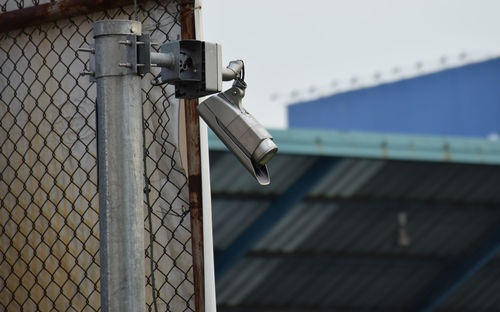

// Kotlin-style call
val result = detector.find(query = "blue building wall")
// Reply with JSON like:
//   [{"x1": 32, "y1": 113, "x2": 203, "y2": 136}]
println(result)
[{"x1": 288, "y1": 58, "x2": 500, "y2": 137}]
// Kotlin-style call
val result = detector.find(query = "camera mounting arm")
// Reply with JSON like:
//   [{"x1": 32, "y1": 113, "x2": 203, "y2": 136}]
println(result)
[
  {"x1": 222, "y1": 60, "x2": 244, "y2": 81},
  {"x1": 149, "y1": 52, "x2": 244, "y2": 78},
  {"x1": 150, "y1": 51, "x2": 175, "y2": 68}
]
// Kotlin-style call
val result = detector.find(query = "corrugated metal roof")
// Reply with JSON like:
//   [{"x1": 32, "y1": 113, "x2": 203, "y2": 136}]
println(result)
[
  {"x1": 210, "y1": 152, "x2": 316, "y2": 195},
  {"x1": 212, "y1": 198, "x2": 269, "y2": 249},
  {"x1": 217, "y1": 257, "x2": 444, "y2": 310},
  {"x1": 209, "y1": 128, "x2": 500, "y2": 311},
  {"x1": 444, "y1": 263, "x2": 500, "y2": 310}
]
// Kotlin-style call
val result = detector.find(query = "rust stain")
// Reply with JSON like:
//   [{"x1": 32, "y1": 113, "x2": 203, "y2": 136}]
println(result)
[
  {"x1": 381, "y1": 140, "x2": 388, "y2": 159},
  {"x1": 315, "y1": 137, "x2": 325, "y2": 154},
  {"x1": 443, "y1": 143, "x2": 452, "y2": 162},
  {"x1": 0, "y1": 0, "x2": 140, "y2": 33},
  {"x1": 184, "y1": 97, "x2": 205, "y2": 312}
]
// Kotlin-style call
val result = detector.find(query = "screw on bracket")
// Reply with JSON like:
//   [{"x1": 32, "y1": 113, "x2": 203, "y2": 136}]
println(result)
[
  {"x1": 77, "y1": 47, "x2": 95, "y2": 54},
  {"x1": 80, "y1": 71, "x2": 95, "y2": 77}
]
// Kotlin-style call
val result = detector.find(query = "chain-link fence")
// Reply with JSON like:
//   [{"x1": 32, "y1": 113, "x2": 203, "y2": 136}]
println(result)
[{"x1": 0, "y1": 1, "x2": 195, "y2": 310}]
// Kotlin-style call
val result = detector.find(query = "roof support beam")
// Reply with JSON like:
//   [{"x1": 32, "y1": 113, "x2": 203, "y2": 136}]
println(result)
[
  {"x1": 245, "y1": 250, "x2": 449, "y2": 265},
  {"x1": 413, "y1": 225, "x2": 500, "y2": 312},
  {"x1": 211, "y1": 194, "x2": 500, "y2": 212},
  {"x1": 214, "y1": 157, "x2": 340, "y2": 280}
]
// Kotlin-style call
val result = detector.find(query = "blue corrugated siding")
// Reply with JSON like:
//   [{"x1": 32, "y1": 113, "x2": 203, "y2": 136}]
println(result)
[{"x1": 288, "y1": 58, "x2": 500, "y2": 137}]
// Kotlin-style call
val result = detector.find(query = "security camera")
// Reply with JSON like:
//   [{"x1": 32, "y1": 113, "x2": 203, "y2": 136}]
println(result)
[
  {"x1": 197, "y1": 79, "x2": 278, "y2": 185},
  {"x1": 130, "y1": 37, "x2": 278, "y2": 184}
]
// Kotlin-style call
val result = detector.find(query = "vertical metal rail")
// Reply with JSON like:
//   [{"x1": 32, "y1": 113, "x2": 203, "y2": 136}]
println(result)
[
  {"x1": 180, "y1": 0, "x2": 206, "y2": 310},
  {"x1": 94, "y1": 20, "x2": 146, "y2": 312},
  {"x1": 193, "y1": 0, "x2": 218, "y2": 310}
]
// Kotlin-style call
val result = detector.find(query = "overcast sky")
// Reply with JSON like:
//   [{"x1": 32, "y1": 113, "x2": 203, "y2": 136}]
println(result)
[{"x1": 202, "y1": 0, "x2": 500, "y2": 128}]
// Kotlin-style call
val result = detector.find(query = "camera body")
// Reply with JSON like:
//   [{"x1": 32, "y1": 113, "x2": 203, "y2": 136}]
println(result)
[{"x1": 197, "y1": 80, "x2": 277, "y2": 185}]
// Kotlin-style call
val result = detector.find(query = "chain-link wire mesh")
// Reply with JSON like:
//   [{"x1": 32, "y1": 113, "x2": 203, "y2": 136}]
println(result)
[
  {"x1": 0, "y1": 1, "x2": 195, "y2": 310},
  {"x1": 0, "y1": 0, "x2": 50, "y2": 12}
]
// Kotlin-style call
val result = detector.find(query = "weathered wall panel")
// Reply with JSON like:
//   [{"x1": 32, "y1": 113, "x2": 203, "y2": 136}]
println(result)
[{"x1": 0, "y1": 1, "x2": 194, "y2": 310}]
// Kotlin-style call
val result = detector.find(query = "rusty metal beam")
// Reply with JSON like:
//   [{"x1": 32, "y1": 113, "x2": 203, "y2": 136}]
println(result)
[
  {"x1": 184, "y1": 95, "x2": 205, "y2": 312},
  {"x1": 211, "y1": 193, "x2": 500, "y2": 212},
  {"x1": 0, "y1": 0, "x2": 141, "y2": 33},
  {"x1": 180, "y1": 0, "x2": 205, "y2": 311}
]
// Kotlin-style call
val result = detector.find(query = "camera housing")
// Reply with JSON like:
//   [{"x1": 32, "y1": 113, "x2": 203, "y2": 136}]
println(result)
[
  {"x1": 197, "y1": 80, "x2": 278, "y2": 185},
  {"x1": 159, "y1": 40, "x2": 222, "y2": 98}
]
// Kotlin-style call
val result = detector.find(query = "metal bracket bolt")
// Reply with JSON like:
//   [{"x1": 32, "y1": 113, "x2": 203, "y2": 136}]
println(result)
[
  {"x1": 80, "y1": 71, "x2": 95, "y2": 77},
  {"x1": 77, "y1": 47, "x2": 95, "y2": 54}
]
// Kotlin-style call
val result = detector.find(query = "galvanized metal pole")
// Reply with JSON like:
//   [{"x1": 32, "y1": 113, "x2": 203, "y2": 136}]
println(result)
[{"x1": 94, "y1": 20, "x2": 146, "y2": 312}]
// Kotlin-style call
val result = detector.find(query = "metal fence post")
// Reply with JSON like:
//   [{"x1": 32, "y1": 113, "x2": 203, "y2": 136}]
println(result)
[
  {"x1": 93, "y1": 20, "x2": 146, "y2": 312},
  {"x1": 179, "y1": 1, "x2": 206, "y2": 311}
]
